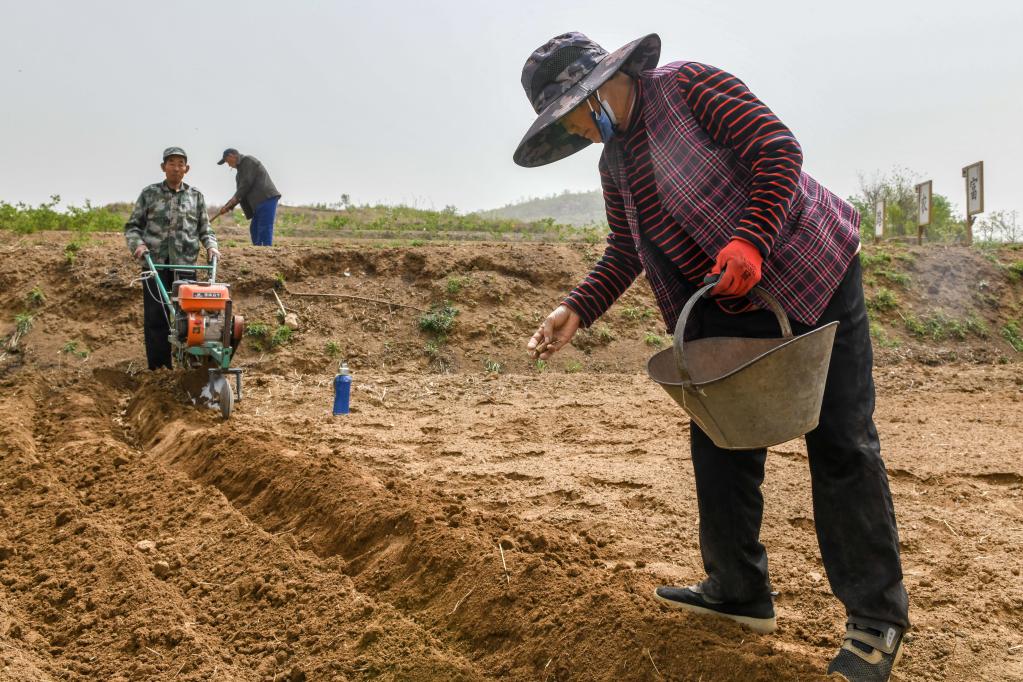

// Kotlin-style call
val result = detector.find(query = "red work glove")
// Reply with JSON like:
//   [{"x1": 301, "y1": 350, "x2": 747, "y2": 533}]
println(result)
[{"x1": 710, "y1": 238, "x2": 763, "y2": 297}]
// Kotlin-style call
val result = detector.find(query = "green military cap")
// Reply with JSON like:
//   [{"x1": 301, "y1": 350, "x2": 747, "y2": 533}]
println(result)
[{"x1": 162, "y1": 146, "x2": 188, "y2": 161}]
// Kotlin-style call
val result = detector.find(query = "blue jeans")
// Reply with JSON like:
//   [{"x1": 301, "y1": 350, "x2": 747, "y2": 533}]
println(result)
[{"x1": 249, "y1": 196, "x2": 279, "y2": 246}]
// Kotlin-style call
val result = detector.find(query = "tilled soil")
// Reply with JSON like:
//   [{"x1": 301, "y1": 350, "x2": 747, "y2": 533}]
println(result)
[{"x1": 1, "y1": 235, "x2": 1022, "y2": 680}]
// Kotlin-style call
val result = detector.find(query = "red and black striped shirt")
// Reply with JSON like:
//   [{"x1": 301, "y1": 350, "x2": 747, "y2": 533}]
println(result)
[{"x1": 565, "y1": 63, "x2": 803, "y2": 326}]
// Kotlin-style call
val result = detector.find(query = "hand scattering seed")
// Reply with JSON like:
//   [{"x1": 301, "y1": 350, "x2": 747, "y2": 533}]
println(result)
[{"x1": 533, "y1": 337, "x2": 556, "y2": 357}]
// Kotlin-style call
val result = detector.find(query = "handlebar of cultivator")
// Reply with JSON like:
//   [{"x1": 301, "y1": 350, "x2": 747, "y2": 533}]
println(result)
[
  {"x1": 143, "y1": 253, "x2": 218, "y2": 282},
  {"x1": 143, "y1": 253, "x2": 219, "y2": 312}
]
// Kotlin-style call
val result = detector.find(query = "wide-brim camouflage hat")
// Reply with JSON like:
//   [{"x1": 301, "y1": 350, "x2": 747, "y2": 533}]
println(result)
[{"x1": 513, "y1": 32, "x2": 660, "y2": 168}]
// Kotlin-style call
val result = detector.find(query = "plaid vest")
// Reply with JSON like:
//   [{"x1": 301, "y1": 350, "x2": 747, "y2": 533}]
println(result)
[{"x1": 602, "y1": 61, "x2": 861, "y2": 328}]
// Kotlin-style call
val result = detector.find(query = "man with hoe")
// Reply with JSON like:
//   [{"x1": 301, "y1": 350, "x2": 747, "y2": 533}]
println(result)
[
  {"x1": 212, "y1": 148, "x2": 281, "y2": 246},
  {"x1": 125, "y1": 147, "x2": 220, "y2": 371},
  {"x1": 515, "y1": 32, "x2": 908, "y2": 681}
]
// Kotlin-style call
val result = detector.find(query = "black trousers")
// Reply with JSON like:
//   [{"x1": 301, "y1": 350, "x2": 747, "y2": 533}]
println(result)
[
  {"x1": 688, "y1": 256, "x2": 909, "y2": 628},
  {"x1": 143, "y1": 268, "x2": 175, "y2": 370}
]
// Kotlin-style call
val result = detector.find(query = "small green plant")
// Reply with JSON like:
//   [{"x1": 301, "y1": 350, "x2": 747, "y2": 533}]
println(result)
[
  {"x1": 1006, "y1": 261, "x2": 1023, "y2": 283},
  {"x1": 594, "y1": 324, "x2": 615, "y2": 343},
  {"x1": 860, "y1": 251, "x2": 892, "y2": 269},
  {"x1": 869, "y1": 321, "x2": 899, "y2": 349},
  {"x1": 410, "y1": 239, "x2": 426, "y2": 247},
  {"x1": 270, "y1": 325, "x2": 293, "y2": 347},
  {"x1": 418, "y1": 303, "x2": 459, "y2": 336},
  {"x1": 867, "y1": 288, "x2": 899, "y2": 312},
  {"x1": 325, "y1": 340, "x2": 342, "y2": 357},
  {"x1": 902, "y1": 313, "x2": 926, "y2": 338},
  {"x1": 244, "y1": 322, "x2": 270, "y2": 351},
  {"x1": 621, "y1": 306, "x2": 655, "y2": 321},
  {"x1": 272, "y1": 273, "x2": 286, "y2": 290},
  {"x1": 26, "y1": 286, "x2": 45, "y2": 307},
  {"x1": 64, "y1": 240, "x2": 83, "y2": 266},
  {"x1": 60, "y1": 340, "x2": 89, "y2": 359},
  {"x1": 483, "y1": 359, "x2": 503, "y2": 374},
  {"x1": 14, "y1": 312, "x2": 34, "y2": 336},
  {"x1": 644, "y1": 331, "x2": 668, "y2": 347},
  {"x1": 1002, "y1": 320, "x2": 1023, "y2": 352},
  {"x1": 245, "y1": 322, "x2": 269, "y2": 338},
  {"x1": 445, "y1": 275, "x2": 469, "y2": 297},
  {"x1": 534, "y1": 359, "x2": 548, "y2": 372},
  {"x1": 963, "y1": 316, "x2": 989, "y2": 339},
  {"x1": 225, "y1": 239, "x2": 239, "y2": 248},
  {"x1": 877, "y1": 270, "x2": 911, "y2": 286},
  {"x1": 901, "y1": 311, "x2": 987, "y2": 342},
  {"x1": 424, "y1": 339, "x2": 443, "y2": 357},
  {"x1": 564, "y1": 359, "x2": 583, "y2": 373}
]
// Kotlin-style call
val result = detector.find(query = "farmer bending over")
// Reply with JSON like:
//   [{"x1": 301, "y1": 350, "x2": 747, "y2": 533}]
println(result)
[
  {"x1": 514, "y1": 32, "x2": 908, "y2": 682},
  {"x1": 212, "y1": 148, "x2": 281, "y2": 246},
  {"x1": 125, "y1": 147, "x2": 220, "y2": 370}
]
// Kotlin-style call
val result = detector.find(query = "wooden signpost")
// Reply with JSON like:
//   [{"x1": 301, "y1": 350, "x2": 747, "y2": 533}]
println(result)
[
  {"x1": 962, "y1": 161, "x2": 984, "y2": 246},
  {"x1": 915, "y1": 180, "x2": 932, "y2": 245},
  {"x1": 874, "y1": 198, "x2": 886, "y2": 242}
]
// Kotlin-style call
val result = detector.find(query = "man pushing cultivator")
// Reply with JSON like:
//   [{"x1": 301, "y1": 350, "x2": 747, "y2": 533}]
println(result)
[
  {"x1": 125, "y1": 147, "x2": 220, "y2": 371},
  {"x1": 515, "y1": 32, "x2": 909, "y2": 681}
]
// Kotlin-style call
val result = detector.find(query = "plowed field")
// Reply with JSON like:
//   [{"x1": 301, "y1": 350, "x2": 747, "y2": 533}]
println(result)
[{"x1": 1, "y1": 233, "x2": 1021, "y2": 681}]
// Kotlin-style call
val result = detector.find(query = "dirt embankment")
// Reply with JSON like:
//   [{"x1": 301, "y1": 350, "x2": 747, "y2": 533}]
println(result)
[{"x1": 0, "y1": 233, "x2": 1021, "y2": 681}]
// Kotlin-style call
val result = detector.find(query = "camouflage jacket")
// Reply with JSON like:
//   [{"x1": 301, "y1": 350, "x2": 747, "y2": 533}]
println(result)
[{"x1": 124, "y1": 181, "x2": 217, "y2": 264}]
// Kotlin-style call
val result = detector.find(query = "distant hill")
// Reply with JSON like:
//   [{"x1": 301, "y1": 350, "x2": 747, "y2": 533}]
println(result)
[{"x1": 478, "y1": 190, "x2": 606, "y2": 226}]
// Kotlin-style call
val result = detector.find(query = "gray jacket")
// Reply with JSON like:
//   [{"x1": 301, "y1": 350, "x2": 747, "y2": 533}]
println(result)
[{"x1": 233, "y1": 154, "x2": 281, "y2": 219}]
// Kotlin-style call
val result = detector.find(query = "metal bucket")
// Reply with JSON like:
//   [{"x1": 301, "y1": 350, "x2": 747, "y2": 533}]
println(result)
[{"x1": 647, "y1": 282, "x2": 838, "y2": 450}]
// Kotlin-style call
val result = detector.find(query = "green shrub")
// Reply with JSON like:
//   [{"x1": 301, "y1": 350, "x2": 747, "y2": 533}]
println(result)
[
  {"x1": 867, "y1": 288, "x2": 899, "y2": 312},
  {"x1": 564, "y1": 359, "x2": 583, "y2": 373},
  {"x1": 483, "y1": 359, "x2": 503, "y2": 374},
  {"x1": 245, "y1": 322, "x2": 269, "y2": 338},
  {"x1": 325, "y1": 340, "x2": 342, "y2": 357},
  {"x1": 644, "y1": 331, "x2": 668, "y2": 347},
  {"x1": 446, "y1": 275, "x2": 469, "y2": 297},
  {"x1": 424, "y1": 339, "x2": 443, "y2": 357},
  {"x1": 64, "y1": 240, "x2": 84, "y2": 266},
  {"x1": 26, "y1": 286, "x2": 45, "y2": 307},
  {"x1": 964, "y1": 316, "x2": 989, "y2": 339},
  {"x1": 270, "y1": 325, "x2": 293, "y2": 347},
  {"x1": 0, "y1": 195, "x2": 122, "y2": 234},
  {"x1": 60, "y1": 341, "x2": 89, "y2": 359},
  {"x1": 621, "y1": 306, "x2": 655, "y2": 321},
  {"x1": 594, "y1": 324, "x2": 615, "y2": 343},
  {"x1": 869, "y1": 321, "x2": 899, "y2": 348},
  {"x1": 877, "y1": 270, "x2": 911, "y2": 286},
  {"x1": 903, "y1": 311, "x2": 988, "y2": 342},
  {"x1": 860, "y1": 251, "x2": 892, "y2": 269},
  {"x1": 418, "y1": 303, "x2": 459, "y2": 336},
  {"x1": 14, "y1": 312, "x2": 34, "y2": 336},
  {"x1": 1002, "y1": 321, "x2": 1023, "y2": 352}
]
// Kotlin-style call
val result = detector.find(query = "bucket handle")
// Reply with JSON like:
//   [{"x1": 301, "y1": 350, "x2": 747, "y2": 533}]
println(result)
[{"x1": 672, "y1": 277, "x2": 793, "y2": 382}]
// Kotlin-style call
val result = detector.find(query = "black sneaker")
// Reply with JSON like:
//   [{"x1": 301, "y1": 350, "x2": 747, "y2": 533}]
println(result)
[
  {"x1": 827, "y1": 617, "x2": 904, "y2": 681},
  {"x1": 653, "y1": 582, "x2": 777, "y2": 634}
]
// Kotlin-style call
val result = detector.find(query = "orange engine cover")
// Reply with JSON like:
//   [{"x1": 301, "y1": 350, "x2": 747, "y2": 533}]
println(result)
[
  {"x1": 186, "y1": 312, "x2": 206, "y2": 347},
  {"x1": 178, "y1": 283, "x2": 230, "y2": 312}
]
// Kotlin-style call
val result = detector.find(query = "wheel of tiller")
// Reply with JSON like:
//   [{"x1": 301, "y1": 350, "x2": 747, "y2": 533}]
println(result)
[{"x1": 212, "y1": 374, "x2": 233, "y2": 419}]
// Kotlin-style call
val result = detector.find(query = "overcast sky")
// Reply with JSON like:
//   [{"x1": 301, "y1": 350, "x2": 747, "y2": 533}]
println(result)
[{"x1": 1, "y1": 0, "x2": 1020, "y2": 217}]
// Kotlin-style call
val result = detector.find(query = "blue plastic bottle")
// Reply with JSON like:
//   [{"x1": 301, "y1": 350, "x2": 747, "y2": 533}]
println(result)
[{"x1": 333, "y1": 362, "x2": 352, "y2": 415}]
